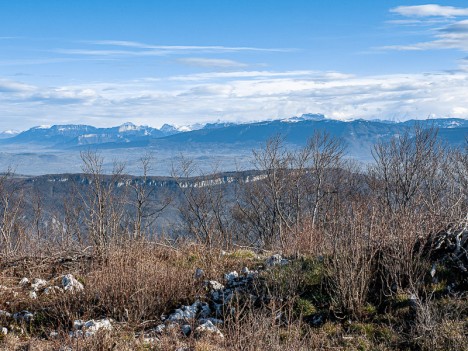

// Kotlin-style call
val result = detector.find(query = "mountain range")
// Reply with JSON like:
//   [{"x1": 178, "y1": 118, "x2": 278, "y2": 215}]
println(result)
[
  {"x1": 0, "y1": 114, "x2": 466, "y2": 176},
  {"x1": 2, "y1": 114, "x2": 467, "y2": 151}
]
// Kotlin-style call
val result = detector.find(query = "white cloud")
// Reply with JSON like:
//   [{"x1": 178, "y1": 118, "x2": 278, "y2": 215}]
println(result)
[
  {"x1": 383, "y1": 13, "x2": 468, "y2": 52},
  {"x1": 2, "y1": 68, "x2": 468, "y2": 130},
  {"x1": 391, "y1": 4, "x2": 468, "y2": 17},
  {"x1": 0, "y1": 79, "x2": 35, "y2": 93},
  {"x1": 176, "y1": 58, "x2": 248, "y2": 68}
]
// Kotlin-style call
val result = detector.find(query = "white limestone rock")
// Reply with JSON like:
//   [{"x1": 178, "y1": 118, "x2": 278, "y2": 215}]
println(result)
[
  {"x1": 62, "y1": 274, "x2": 84, "y2": 293},
  {"x1": 265, "y1": 254, "x2": 289, "y2": 267},
  {"x1": 195, "y1": 320, "x2": 224, "y2": 339},
  {"x1": 224, "y1": 271, "x2": 238, "y2": 283},
  {"x1": 31, "y1": 278, "x2": 47, "y2": 291},
  {"x1": 44, "y1": 286, "x2": 64, "y2": 295},
  {"x1": 168, "y1": 301, "x2": 200, "y2": 322},
  {"x1": 71, "y1": 318, "x2": 112, "y2": 337},
  {"x1": 0, "y1": 310, "x2": 11, "y2": 318}
]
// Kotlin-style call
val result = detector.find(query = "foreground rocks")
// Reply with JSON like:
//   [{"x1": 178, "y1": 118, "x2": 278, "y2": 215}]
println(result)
[
  {"x1": 70, "y1": 318, "x2": 113, "y2": 338},
  {"x1": 139, "y1": 254, "x2": 286, "y2": 343},
  {"x1": 0, "y1": 253, "x2": 289, "y2": 346}
]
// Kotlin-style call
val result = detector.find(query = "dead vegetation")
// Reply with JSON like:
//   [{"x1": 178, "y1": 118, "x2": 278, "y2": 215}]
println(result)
[{"x1": 0, "y1": 126, "x2": 467, "y2": 350}]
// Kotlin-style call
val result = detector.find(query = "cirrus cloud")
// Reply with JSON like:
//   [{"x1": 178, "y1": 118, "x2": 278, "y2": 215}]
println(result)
[
  {"x1": 176, "y1": 58, "x2": 249, "y2": 68},
  {"x1": 391, "y1": 4, "x2": 468, "y2": 18}
]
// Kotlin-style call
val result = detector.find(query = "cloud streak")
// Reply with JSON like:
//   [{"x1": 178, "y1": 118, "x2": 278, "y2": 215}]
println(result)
[
  {"x1": 176, "y1": 58, "x2": 248, "y2": 68},
  {"x1": 391, "y1": 4, "x2": 468, "y2": 18},
  {"x1": 51, "y1": 40, "x2": 296, "y2": 59},
  {"x1": 86, "y1": 40, "x2": 294, "y2": 52}
]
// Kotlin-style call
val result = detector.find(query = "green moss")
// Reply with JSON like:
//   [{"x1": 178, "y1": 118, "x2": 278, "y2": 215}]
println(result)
[
  {"x1": 321, "y1": 321, "x2": 341, "y2": 336},
  {"x1": 362, "y1": 303, "x2": 377, "y2": 316},
  {"x1": 294, "y1": 297, "x2": 317, "y2": 317},
  {"x1": 349, "y1": 322, "x2": 397, "y2": 345},
  {"x1": 227, "y1": 249, "x2": 257, "y2": 260}
]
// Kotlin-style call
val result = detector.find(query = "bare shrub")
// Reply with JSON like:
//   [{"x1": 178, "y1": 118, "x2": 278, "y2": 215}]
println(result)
[
  {"x1": 86, "y1": 243, "x2": 199, "y2": 323},
  {"x1": 0, "y1": 169, "x2": 26, "y2": 258},
  {"x1": 411, "y1": 296, "x2": 468, "y2": 351},
  {"x1": 80, "y1": 151, "x2": 127, "y2": 256},
  {"x1": 324, "y1": 199, "x2": 379, "y2": 317}
]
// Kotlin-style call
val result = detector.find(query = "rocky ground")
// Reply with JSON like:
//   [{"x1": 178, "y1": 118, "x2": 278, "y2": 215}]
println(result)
[{"x1": 0, "y1": 239, "x2": 467, "y2": 351}]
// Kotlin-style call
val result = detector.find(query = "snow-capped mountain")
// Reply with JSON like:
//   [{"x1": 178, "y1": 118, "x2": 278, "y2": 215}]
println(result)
[
  {"x1": 0, "y1": 129, "x2": 19, "y2": 139},
  {"x1": 281, "y1": 113, "x2": 326, "y2": 123},
  {"x1": 1, "y1": 122, "x2": 163, "y2": 146},
  {"x1": 1, "y1": 115, "x2": 467, "y2": 154}
]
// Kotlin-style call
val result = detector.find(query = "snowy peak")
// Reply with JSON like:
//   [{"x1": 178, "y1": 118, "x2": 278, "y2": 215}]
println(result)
[
  {"x1": 281, "y1": 113, "x2": 326, "y2": 123},
  {"x1": 2, "y1": 114, "x2": 467, "y2": 149},
  {"x1": 160, "y1": 123, "x2": 204, "y2": 135},
  {"x1": 0, "y1": 129, "x2": 19, "y2": 139},
  {"x1": 118, "y1": 122, "x2": 138, "y2": 132}
]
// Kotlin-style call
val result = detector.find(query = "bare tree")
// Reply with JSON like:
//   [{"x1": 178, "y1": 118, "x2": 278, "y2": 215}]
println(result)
[
  {"x1": 0, "y1": 169, "x2": 25, "y2": 257},
  {"x1": 368, "y1": 125, "x2": 444, "y2": 214},
  {"x1": 127, "y1": 152, "x2": 172, "y2": 240},
  {"x1": 80, "y1": 150, "x2": 126, "y2": 255},
  {"x1": 233, "y1": 132, "x2": 345, "y2": 250},
  {"x1": 173, "y1": 157, "x2": 231, "y2": 250}
]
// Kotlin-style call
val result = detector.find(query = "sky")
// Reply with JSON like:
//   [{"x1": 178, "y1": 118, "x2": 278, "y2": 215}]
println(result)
[{"x1": 2, "y1": 1, "x2": 468, "y2": 131}]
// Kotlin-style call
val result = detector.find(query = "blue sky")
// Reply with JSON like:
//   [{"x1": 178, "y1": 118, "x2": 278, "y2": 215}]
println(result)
[{"x1": 1, "y1": 1, "x2": 468, "y2": 130}]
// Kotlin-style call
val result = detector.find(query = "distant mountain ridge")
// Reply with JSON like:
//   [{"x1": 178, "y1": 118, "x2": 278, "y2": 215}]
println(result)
[{"x1": 1, "y1": 115, "x2": 467, "y2": 155}]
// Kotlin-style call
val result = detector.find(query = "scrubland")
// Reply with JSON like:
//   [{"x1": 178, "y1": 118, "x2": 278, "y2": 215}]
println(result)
[{"x1": 0, "y1": 126, "x2": 467, "y2": 350}]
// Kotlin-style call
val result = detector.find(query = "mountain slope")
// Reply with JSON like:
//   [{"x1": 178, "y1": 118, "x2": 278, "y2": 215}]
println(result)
[{"x1": 1, "y1": 116, "x2": 466, "y2": 157}]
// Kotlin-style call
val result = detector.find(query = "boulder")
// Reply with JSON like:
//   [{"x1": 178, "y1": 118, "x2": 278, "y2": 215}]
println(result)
[
  {"x1": 31, "y1": 278, "x2": 47, "y2": 292},
  {"x1": 265, "y1": 254, "x2": 289, "y2": 267},
  {"x1": 71, "y1": 318, "x2": 112, "y2": 337},
  {"x1": 195, "y1": 320, "x2": 224, "y2": 339},
  {"x1": 62, "y1": 274, "x2": 84, "y2": 292},
  {"x1": 168, "y1": 301, "x2": 200, "y2": 322},
  {"x1": 181, "y1": 324, "x2": 191, "y2": 336},
  {"x1": 206, "y1": 280, "x2": 224, "y2": 291},
  {"x1": 224, "y1": 271, "x2": 238, "y2": 283},
  {"x1": 194, "y1": 268, "x2": 204, "y2": 279}
]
